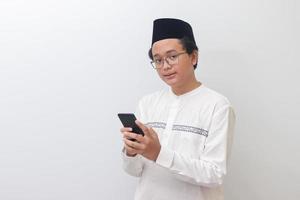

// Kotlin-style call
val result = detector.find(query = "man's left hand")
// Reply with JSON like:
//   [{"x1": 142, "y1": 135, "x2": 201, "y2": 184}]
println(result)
[{"x1": 122, "y1": 120, "x2": 161, "y2": 161}]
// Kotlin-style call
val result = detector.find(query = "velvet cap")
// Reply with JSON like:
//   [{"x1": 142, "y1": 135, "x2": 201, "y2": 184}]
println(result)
[{"x1": 151, "y1": 18, "x2": 196, "y2": 45}]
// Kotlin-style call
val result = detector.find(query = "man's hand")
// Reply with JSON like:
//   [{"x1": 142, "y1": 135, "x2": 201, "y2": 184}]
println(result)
[
  {"x1": 120, "y1": 120, "x2": 161, "y2": 161},
  {"x1": 120, "y1": 127, "x2": 138, "y2": 157}
]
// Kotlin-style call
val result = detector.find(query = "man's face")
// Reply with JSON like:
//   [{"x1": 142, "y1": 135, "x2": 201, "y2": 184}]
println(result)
[{"x1": 151, "y1": 39, "x2": 197, "y2": 88}]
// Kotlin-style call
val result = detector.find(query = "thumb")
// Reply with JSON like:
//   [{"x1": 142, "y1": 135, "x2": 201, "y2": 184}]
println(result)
[
  {"x1": 135, "y1": 120, "x2": 150, "y2": 137},
  {"x1": 148, "y1": 127, "x2": 157, "y2": 138}
]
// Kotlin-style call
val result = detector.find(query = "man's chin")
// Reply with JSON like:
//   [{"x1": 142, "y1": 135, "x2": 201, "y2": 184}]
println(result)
[{"x1": 163, "y1": 78, "x2": 179, "y2": 87}]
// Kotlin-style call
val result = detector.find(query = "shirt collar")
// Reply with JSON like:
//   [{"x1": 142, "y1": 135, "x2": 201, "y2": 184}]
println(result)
[{"x1": 168, "y1": 83, "x2": 205, "y2": 100}]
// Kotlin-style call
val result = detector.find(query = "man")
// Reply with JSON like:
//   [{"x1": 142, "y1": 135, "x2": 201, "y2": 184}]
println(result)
[{"x1": 120, "y1": 18, "x2": 235, "y2": 200}]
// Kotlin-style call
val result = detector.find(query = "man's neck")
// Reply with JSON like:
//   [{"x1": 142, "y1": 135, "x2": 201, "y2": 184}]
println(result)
[{"x1": 171, "y1": 79, "x2": 202, "y2": 96}]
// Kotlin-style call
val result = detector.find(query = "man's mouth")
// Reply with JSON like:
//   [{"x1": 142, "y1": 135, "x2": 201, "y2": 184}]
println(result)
[{"x1": 164, "y1": 72, "x2": 176, "y2": 78}]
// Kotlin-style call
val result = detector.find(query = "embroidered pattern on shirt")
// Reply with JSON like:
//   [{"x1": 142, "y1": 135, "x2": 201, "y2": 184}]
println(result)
[
  {"x1": 146, "y1": 122, "x2": 166, "y2": 129},
  {"x1": 172, "y1": 125, "x2": 208, "y2": 137},
  {"x1": 146, "y1": 122, "x2": 208, "y2": 137}
]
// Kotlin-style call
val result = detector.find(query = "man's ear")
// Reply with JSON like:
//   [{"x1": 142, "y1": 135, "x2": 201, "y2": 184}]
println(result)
[{"x1": 191, "y1": 50, "x2": 198, "y2": 66}]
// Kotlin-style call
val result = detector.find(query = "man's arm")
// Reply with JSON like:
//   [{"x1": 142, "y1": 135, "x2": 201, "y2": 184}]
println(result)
[{"x1": 155, "y1": 105, "x2": 235, "y2": 187}]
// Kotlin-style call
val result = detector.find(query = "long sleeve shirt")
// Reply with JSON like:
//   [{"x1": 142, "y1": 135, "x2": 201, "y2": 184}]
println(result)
[{"x1": 122, "y1": 84, "x2": 236, "y2": 200}]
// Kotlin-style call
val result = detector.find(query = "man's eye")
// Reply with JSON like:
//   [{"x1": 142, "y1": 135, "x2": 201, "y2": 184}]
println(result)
[
  {"x1": 169, "y1": 55, "x2": 178, "y2": 60},
  {"x1": 154, "y1": 59, "x2": 162, "y2": 64}
]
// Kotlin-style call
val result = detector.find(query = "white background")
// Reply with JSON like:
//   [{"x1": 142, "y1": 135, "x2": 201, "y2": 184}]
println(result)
[{"x1": 0, "y1": 0, "x2": 299, "y2": 199}]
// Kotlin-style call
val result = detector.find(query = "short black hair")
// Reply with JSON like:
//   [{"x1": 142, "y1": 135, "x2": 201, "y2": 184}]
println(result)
[{"x1": 148, "y1": 36, "x2": 199, "y2": 69}]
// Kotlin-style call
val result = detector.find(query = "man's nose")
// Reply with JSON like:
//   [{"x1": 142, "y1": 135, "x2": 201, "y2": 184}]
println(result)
[{"x1": 162, "y1": 59, "x2": 172, "y2": 70}]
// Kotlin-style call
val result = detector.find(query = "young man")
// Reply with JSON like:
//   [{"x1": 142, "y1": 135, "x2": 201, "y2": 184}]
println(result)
[{"x1": 120, "y1": 18, "x2": 235, "y2": 200}]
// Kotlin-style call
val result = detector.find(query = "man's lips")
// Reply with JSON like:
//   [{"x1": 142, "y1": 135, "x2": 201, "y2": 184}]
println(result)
[{"x1": 163, "y1": 72, "x2": 176, "y2": 78}]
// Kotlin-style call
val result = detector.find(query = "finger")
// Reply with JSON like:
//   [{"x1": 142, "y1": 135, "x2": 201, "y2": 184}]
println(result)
[
  {"x1": 135, "y1": 120, "x2": 150, "y2": 136},
  {"x1": 148, "y1": 127, "x2": 157, "y2": 137},
  {"x1": 124, "y1": 144, "x2": 138, "y2": 155},
  {"x1": 122, "y1": 134, "x2": 133, "y2": 140},
  {"x1": 123, "y1": 131, "x2": 144, "y2": 143},
  {"x1": 120, "y1": 127, "x2": 132, "y2": 132},
  {"x1": 122, "y1": 132, "x2": 134, "y2": 141},
  {"x1": 123, "y1": 138, "x2": 144, "y2": 150}
]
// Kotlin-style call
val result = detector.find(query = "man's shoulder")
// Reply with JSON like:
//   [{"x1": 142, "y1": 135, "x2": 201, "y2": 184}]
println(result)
[
  {"x1": 138, "y1": 88, "x2": 168, "y2": 105},
  {"x1": 201, "y1": 86, "x2": 231, "y2": 107}
]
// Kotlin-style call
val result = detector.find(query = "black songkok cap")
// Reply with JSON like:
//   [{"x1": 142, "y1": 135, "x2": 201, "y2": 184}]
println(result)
[{"x1": 151, "y1": 18, "x2": 196, "y2": 45}]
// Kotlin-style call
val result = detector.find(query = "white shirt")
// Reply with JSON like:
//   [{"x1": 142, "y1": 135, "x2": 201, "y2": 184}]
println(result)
[{"x1": 122, "y1": 84, "x2": 236, "y2": 200}]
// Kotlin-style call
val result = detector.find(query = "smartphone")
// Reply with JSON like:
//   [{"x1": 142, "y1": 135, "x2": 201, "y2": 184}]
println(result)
[{"x1": 118, "y1": 113, "x2": 144, "y2": 140}]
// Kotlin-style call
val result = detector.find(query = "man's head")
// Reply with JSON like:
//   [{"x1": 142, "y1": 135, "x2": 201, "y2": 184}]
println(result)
[
  {"x1": 148, "y1": 36, "x2": 198, "y2": 69},
  {"x1": 148, "y1": 18, "x2": 199, "y2": 88}
]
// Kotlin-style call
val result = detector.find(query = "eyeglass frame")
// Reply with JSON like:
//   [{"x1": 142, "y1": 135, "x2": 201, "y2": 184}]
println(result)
[{"x1": 150, "y1": 51, "x2": 187, "y2": 69}]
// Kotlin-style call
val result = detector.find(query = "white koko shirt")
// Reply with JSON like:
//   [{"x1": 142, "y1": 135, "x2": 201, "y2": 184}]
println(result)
[{"x1": 122, "y1": 84, "x2": 236, "y2": 200}]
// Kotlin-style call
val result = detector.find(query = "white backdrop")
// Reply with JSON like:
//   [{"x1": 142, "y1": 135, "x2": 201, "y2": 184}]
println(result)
[{"x1": 0, "y1": 0, "x2": 299, "y2": 199}]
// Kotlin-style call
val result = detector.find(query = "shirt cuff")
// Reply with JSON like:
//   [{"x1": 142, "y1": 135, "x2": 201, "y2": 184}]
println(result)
[
  {"x1": 122, "y1": 147, "x2": 139, "y2": 161},
  {"x1": 156, "y1": 146, "x2": 174, "y2": 168}
]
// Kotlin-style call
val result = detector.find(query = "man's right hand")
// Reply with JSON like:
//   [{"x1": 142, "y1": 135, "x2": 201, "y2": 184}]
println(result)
[{"x1": 120, "y1": 127, "x2": 138, "y2": 157}]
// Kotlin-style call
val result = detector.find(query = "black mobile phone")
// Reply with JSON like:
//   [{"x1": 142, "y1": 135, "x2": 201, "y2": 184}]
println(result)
[{"x1": 118, "y1": 113, "x2": 144, "y2": 138}]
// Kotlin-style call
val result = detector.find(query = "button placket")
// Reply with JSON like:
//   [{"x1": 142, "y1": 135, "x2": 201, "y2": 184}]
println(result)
[{"x1": 162, "y1": 98, "x2": 180, "y2": 146}]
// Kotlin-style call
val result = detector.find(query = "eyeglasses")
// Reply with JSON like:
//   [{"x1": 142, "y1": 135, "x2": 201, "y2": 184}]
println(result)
[{"x1": 150, "y1": 51, "x2": 187, "y2": 69}]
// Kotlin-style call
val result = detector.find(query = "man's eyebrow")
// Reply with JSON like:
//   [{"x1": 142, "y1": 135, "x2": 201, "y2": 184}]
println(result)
[
  {"x1": 153, "y1": 50, "x2": 178, "y2": 57},
  {"x1": 166, "y1": 50, "x2": 178, "y2": 54}
]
